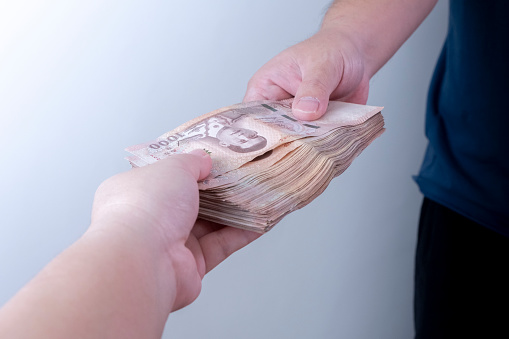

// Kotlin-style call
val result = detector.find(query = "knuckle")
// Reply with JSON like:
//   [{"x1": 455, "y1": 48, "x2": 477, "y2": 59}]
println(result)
[{"x1": 301, "y1": 78, "x2": 330, "y2": 95}]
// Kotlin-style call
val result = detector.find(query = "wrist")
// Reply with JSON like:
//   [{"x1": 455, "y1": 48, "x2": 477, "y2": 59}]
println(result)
[
  {"x1": 318, "y1": 18, "x2": 375, "y2": 79},
  {"x1": 85, "y1": 218, "x2": 178, "y2": 315},
  {"x1": 320, "y1": 0, "x2": 439, "y2": 78}
]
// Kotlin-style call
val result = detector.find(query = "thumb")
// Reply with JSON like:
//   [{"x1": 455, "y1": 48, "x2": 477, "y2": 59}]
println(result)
[
  {"x1": 155, "y1": 149, "x2": 212, "y2": 182},
  {"x1": 292, "y1": 66, "x2": 339, "y2": 121},
  {"x1": 183, "y1": 149, "x2": 213, "y2": 181}
]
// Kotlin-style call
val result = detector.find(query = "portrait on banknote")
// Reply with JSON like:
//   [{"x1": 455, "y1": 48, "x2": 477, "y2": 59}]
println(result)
[{"x1": 161, "y1": 109, "x2": 268, "y2": 154}]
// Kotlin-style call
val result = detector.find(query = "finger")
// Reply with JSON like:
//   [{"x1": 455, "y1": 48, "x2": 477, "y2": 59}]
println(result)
[
  {"x1": 243, "y1": 86, "x2": 269, "y2": 102},
  {"x1": 243, "y1": 78, "x2": 293, "y2": 102},
  {"x1": 199, "y1": 227, "x2": 262, "y2": 275},
  {"x1": 186, "y1": 149, "x2": 212, "y2": 180},
  {"x1": 292, "y1": 65, "x2": 340, "y2": 121},
  {"x1": 184, "y1": 235, "x2": 206, "y2": 277},
  {"x1": 191, "y1": 219, "x2": 224, "y2": 240},
  {"x1": 154, "y1": 149, "x2": 212, "y2": 181}
]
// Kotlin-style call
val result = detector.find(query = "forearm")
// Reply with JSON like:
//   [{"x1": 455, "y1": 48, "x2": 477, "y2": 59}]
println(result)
[
  {"x1": 322, "y1": 0, "x2": 439, "y2": 77},
  {"x1": 0, "y1": 221, "x2": 176, "y2": 339}
]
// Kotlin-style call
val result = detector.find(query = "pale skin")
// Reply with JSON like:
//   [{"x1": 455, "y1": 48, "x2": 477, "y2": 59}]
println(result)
[
  {"x1": 0, "y1": 1, "x2": 440, "y2": 338},
  {"x1": 244, "y1": 0, "x2": 439, "y2": 120},
  {"x1": 0, "y1": 150, "x2": 260, "y2": 339}
]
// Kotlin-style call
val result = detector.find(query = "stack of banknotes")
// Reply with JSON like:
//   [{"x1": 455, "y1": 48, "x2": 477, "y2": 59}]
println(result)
[{"x1": 126, "y1": 99, "x2": 384, "y2": 233}]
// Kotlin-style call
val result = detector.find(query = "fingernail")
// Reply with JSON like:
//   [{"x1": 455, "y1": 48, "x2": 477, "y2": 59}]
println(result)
[
  {"x1": 294, "y1": 97, "x2": 320, "y2": 114},
  {"x1": 189, "y1": 149, "x2": 210, "y2": 157}
]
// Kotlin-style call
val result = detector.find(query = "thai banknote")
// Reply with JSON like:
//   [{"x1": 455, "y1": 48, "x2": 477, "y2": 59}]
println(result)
[
  {"x1": 126, "y1": 99, "x2": 384, "y2": 232},
  {"x1": 126, "y1": 99, "x2": 382, "y2": 179}
]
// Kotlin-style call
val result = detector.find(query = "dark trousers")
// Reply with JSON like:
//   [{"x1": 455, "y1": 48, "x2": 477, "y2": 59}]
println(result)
[{"x1": 414, "y1": 198, "x2": 509, "y2": 339}]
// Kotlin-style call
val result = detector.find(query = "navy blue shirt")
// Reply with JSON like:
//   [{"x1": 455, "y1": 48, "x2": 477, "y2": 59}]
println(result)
[{"x1": 415, "y1": 0, "x2": 509, "y2": 235}]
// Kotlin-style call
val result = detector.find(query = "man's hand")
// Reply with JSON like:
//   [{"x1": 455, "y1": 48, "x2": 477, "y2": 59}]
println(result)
[
  {"x1": 244, "y1": 29, "x2": 370, "y2": 121},
  {"x1": 244, "y1": 0, "x2": 438, "y2": 122}
]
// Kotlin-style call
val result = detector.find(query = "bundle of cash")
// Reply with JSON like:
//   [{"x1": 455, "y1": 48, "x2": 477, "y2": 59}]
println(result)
[{"x1": 126, "y1": 99, "x2": 384, "y2": 233}]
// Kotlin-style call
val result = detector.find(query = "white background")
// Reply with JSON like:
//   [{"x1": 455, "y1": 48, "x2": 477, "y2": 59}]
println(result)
[{"x1": 0, "y1": 1, "x2": 448, "y2": 338}]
